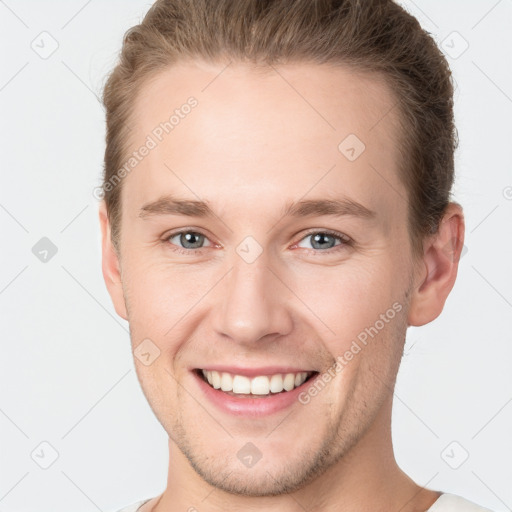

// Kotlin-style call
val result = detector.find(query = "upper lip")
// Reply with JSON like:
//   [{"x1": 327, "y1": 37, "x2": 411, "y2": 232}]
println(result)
[{"x1": 194, "y1": 366, "x2": 317, "y2": 378}]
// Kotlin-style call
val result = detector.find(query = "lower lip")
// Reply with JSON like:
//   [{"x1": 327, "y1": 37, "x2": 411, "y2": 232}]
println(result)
[{"x1": 192, "y1": 370, "x2": 319, "y2": 417}]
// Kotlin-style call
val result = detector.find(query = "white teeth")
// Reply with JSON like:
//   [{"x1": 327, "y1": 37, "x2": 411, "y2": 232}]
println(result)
[
  {"x1": 220, "y1": 372, "x2": 232, "y2": 391},
  {"x1": 283, "y1": 373, "x2": 295, "y2": 391},
  {"x1": 270, "y1": 374, "x2": 284, "y2": 393},
  {"x1": 251, "y1": 376, "x2": 270, "y2": 395},
  {"x1": 232, "y1": 375, "x2": 251, "y2": 394},
  {"x1": 201, "y1": 369, "x2": 310, "y2": 395},
  {"x1": 211, "y1": 370, "x2": 221, "y2": 389},
  {"x1": 295, "y1": 372, "x2": 308, "y2": 387}
]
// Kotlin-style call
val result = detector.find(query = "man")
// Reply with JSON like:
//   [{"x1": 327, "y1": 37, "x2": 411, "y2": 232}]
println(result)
[{"x1": 98, "y1": 0, "x2": 492, "y2": 510}]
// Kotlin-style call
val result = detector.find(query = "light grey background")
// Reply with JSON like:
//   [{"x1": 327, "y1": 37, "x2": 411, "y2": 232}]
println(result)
[{"x1": 1, "y1": 1, "x2": 511, "y2": 511}]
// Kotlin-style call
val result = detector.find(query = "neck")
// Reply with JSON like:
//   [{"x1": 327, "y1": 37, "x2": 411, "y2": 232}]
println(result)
[{"x1": 151, "y1": 394, "x2": 441, "y2": 512}]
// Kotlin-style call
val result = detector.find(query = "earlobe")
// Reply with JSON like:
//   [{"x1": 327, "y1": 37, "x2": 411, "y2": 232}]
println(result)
[
  {"x1": 98, "y1": 201, "x2": 128, "y2": 321},
  {"x1": 407, "y1": 202, "x2": 465, "y2": 327}
]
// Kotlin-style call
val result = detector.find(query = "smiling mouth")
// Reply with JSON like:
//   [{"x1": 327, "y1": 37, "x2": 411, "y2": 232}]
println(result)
[{"x1": 195, "y1": 368, "x2": 318, "y2": 397}]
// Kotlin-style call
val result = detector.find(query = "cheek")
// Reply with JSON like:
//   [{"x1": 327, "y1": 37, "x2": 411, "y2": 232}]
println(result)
[
  {"x1": 122, "y1": 257, "x2": 202, "y2": 320},
  {"x1": 297, "y1": 261, "x2": 399, "y2": 344},
  {"x1": 121, "y1": 260, "x2": 218, "y2": 365}
]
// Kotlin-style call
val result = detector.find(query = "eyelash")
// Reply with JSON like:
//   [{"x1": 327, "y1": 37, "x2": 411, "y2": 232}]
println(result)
[{"x1": 161, "y1": 228, "x2": 353, "y2": 256}]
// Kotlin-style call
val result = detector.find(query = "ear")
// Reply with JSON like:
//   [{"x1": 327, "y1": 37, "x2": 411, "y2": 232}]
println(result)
[
  {"x1": 98, "y1": 201, "x2": 128, "y2": 321},
  {"x1": 407, "y1": 202, "x2": 465, "y2": 327}
]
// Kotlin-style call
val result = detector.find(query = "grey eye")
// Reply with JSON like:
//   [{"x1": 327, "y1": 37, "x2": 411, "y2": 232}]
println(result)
[
  {"x1": 169, "y1": 231, "x2": 210, "y2": 249},
  {"x1": 297, "y1": 232, "x2": 343, "y2": 250}
]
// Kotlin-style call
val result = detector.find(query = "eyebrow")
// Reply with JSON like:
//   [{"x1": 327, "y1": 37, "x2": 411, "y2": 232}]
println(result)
[{"x1": 138, "y1": 194, "x2": 376, "y2": 221}]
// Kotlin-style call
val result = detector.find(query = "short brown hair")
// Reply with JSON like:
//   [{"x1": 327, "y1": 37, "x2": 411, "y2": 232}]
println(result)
[{"x1": 101, "y1": 0, "x2": 457, "y2": 258}]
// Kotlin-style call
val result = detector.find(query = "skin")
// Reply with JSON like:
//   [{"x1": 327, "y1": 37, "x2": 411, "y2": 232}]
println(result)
[{"x1": 99, "y1": 60, "x2": 465, "y2": 511}]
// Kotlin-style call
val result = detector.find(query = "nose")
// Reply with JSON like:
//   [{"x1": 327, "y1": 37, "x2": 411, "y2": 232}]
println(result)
[{"x1": 211, "y1": 253, "x2": 294, "y2": 345}]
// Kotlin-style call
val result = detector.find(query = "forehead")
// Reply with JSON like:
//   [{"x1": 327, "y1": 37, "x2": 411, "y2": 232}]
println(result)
[{"x1": 122, "y1": 60, "x2": 406, "y2": 227}]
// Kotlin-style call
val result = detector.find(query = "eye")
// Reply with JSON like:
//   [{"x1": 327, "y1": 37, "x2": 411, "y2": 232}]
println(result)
[
  {"x1": 162, "y1": 228, "x2": 352, "y2": 256},
  {"x1": 294, "y1": 230, "x2": 352, "y2": 252},
  {"x1": 164, "y1": 230, "x2": 213, "y2": 254}
]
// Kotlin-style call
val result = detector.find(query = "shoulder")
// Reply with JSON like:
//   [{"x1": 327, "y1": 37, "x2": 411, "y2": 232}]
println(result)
[{"x1": 427, "y1": 493, "x2": 494, "y2": 511}]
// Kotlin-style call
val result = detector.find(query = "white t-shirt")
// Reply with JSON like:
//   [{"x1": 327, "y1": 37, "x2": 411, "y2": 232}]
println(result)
[{"x1": 114, "y1": 493, "x2": 494, "y2": 511}]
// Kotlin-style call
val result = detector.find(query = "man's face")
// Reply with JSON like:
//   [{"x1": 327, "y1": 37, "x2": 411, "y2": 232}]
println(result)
[{"x1": 107, "y1": 61, "x2": 420, "y2": 495}]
